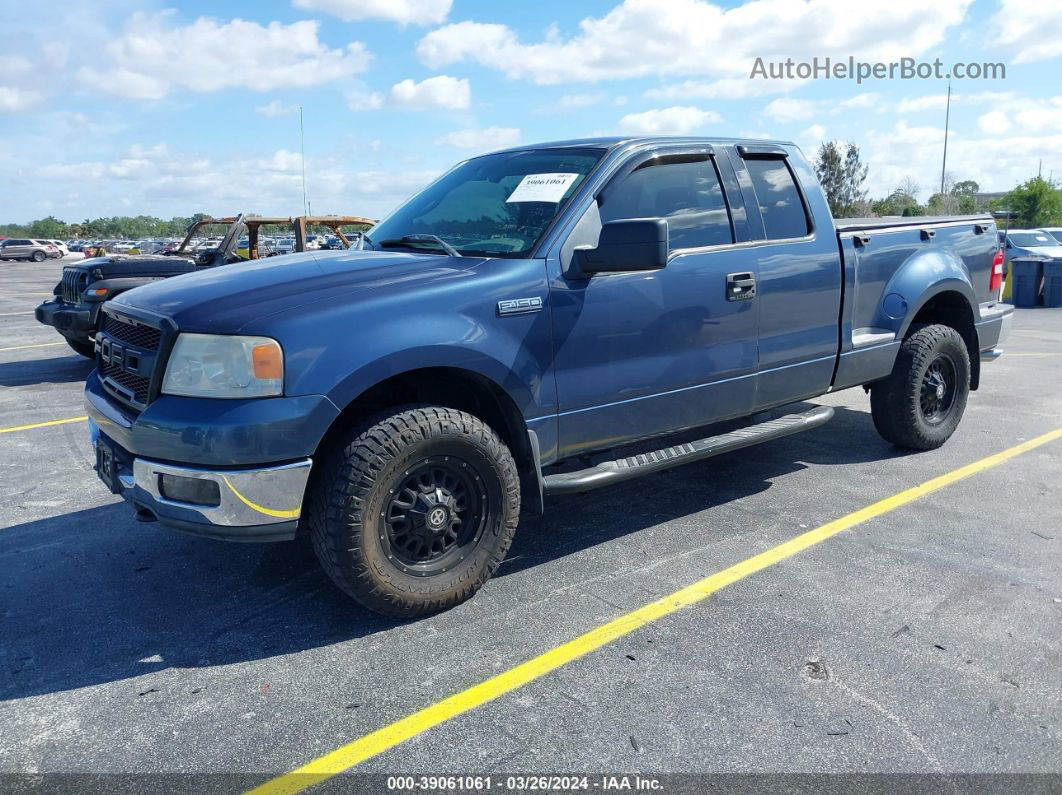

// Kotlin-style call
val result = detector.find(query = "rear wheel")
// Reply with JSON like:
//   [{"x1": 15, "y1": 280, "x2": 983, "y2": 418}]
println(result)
[
  {"x1": 308, "y1": 406, "x2": 520, "y2": 617},
  {"x1": 870, "y1": 324, "x2": 970, "y2": 450},
  {"x1": 65, "y1": 337, "x2": 96, "y2": 358},
  {"x1": 31, "y1": 250, "x2": 46, "y2": 262}
]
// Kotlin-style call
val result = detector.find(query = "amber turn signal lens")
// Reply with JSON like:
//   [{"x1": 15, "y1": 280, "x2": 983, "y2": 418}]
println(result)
[
  {"x1": 251, "y1": 341, "x2": 283, "y2": 380},
  {"x1": 87, "y1": 287, "x2": 109, "y2": 297}
]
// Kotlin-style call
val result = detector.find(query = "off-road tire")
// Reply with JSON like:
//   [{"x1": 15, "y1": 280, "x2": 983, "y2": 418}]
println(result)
[
  {"x1": 308, "y1": 406, "x2": 520, "y2": 617},
  {"x1": 870, "y1": 324, "x2": 970, "y2": 450},
  {"x1": 64, "y1": 337, "x2": 96, "y2": 358}
]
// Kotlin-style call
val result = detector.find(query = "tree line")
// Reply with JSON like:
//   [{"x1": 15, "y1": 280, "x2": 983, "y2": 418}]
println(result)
[
  {"x1": 813, "y1": 140, "x2": 1061, "y2": 227},
  {"x1": 0, "y1": 214, "x2": 213, "y2": 241}
]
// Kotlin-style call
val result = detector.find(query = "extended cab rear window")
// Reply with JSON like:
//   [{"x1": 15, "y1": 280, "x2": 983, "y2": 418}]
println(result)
[{"x1": 744, "y1": 157, "x2": 811, "y2": 241}]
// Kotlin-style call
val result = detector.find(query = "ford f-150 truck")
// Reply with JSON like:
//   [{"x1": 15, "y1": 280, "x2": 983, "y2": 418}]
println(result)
[{"x1": 85, "y1": 136, "x2": 1012, "y2": 616}]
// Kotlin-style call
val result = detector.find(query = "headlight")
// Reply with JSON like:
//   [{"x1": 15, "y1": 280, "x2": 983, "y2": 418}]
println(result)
[{"x1": 161, "y1": 333, "x2": 283, "y2": 398}]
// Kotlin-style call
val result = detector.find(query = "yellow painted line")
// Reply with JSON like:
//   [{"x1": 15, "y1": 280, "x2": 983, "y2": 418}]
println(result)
[
  {"x1": 0, "y1": 416, "x2": 87, "y2": 434},
  {"x1": 221, "y1": 475, "x2": 301, "y2": 520},
  {"x1": 248, "y1": 427, "x2": 1062, "y2": 795},
  {"x1": 0, "y1": 341, "x2": 65, "y2": 353}
]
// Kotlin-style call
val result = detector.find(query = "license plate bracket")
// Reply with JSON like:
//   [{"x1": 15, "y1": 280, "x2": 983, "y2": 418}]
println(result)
[{"x1": 95, "y1": 437, "x2": 121, "y2": 494}]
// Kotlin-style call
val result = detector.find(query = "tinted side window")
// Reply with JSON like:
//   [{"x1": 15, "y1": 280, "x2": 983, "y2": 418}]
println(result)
[
  {"x1": 600, "y1": 156, "x2": 733, "y2": 252},
  {"x1": 744, "y1": 158, "x2": 810, "y2": 240}
]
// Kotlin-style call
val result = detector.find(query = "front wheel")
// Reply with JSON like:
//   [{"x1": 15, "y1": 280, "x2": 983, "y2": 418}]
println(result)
[
  {"x1": 870, "y1": 324, "x2": 970, "y2": 450},
  {"x1": 308, "y1": 406, "x2": 520, "y2": 616}
]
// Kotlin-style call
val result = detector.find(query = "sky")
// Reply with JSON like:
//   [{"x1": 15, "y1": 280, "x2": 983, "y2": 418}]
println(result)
[{"x1": 1, "y1": 0, "x2": 1060, "y2": 224}]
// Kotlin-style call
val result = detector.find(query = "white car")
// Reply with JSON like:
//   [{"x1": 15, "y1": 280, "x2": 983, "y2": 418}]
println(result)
[
  {"x1": 46, "y1": 239, "x2": 70, "y2": 257},
  {"x1": 1038, "y1": 227, "x2": 1062, "y2": 245}
]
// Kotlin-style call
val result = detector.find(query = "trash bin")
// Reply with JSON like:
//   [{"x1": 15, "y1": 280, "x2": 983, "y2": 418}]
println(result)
[
  {"x1": 1044, "y1": 259, "x2": 1062, "y2": 308},
  {"x1": 1009, "y1": 256, "x2": 1045, "y2": 308}
]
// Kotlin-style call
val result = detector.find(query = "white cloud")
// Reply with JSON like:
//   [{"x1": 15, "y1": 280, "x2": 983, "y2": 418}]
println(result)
[
  {"x1": 617, "y1": 106, "x2": 722, "y2": 135},
  {"x1": 800, "y1": 124, "x2": 827, "y2": 146},
  {"x1": 0, "y1": 86, "x2": 42, "y2": 111},
  {"x1": 978, "y1": 110, "x2": 1010, "y2": 134},
  {"x1": 417, "y1": 0, "x2": 971, "y2": 85},
  {"x1": 389, "y1": 75, "x2": 470, "y2": 109},
  {"x1": 896, "y1": 91, "x2": 1016, "y2": 114},
  {"x1": 762, "y1": 97, "x2": 818, "y2": 122},
  {"x1": 292, "y1": 0, "x2": 451, "y2": 26},
  {"x1": 991, "y1": 0, "x2": 1062, "y2": 64},
  {"x1": 348, "y1": 75, "x2": 470, "y2": 111},
  {"x1": 896, "y1": 94, "x2": 948, "y2": 113},
  {"x1": 77, "y1": 12, "x2": 371, "y2": 99},
  {"x1": 255, "y1": 100, "x2": 299, "y2": 117},
  {"x1": 646, "y1": 76, "x2": 808, "y2": 100},
  {"x1": 347, "y1": 91, "x2": 385, "y2": 110},
  {"x1": 435, "y1": 126, "x2": 521, "y2": 151},
  {"x1": 0, "y1": 55, "x2": 33, "y2": 76},
  {"x1": 18, "y1": 142, "x2": 440, "y2": 221},
  {"x1": 559, "y1": 92, "x2": 606, "y2": 108},
  {"x1": 261, "y1": 150, "x2": 304, "y2": 172},
  {"x1": 764, "y1": 92, "x2": 882, "y2": 122},
  {"x1": 862, "y1": 120, "x2": 1062, "y2": 196}
]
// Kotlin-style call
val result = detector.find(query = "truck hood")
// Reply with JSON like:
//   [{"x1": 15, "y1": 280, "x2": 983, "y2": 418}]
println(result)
[
  {"x1": 109, "y1": 249, "x2": 482, "y2": 333},
  {"x1": 71, "y1": 254, "x2": 197, "y2": 278}
]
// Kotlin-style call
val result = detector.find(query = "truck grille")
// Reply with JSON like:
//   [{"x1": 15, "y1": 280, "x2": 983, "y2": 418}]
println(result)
[
  {"x1": 101, "y1": 361, "x2": 152, "y2": 404},
  {"x1": 96, "y1": 313, "x2": 165, "y2": 411},
  {"x1": 61, "y1": 269, "x2": 88, "y2": 303},
  {"x1": 101, "y1": 314, "x2": 162, "y2": 351}
]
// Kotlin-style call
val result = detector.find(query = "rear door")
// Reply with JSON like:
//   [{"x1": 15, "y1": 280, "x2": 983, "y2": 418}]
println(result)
[
  {"x1": 728, "y1": 145, "x2": 842, "y2": 408},
  {"x1": 9, "y1": 239, "x2": 32, "y2": 258},
  {"x1": 549, "y1": 146, "x2": 759, "y2": 458}
]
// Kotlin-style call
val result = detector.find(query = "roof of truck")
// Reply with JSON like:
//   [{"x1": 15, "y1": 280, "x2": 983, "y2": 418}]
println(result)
[{"x1": 490, "y1": 136, "x2": 797, "y2": 154}]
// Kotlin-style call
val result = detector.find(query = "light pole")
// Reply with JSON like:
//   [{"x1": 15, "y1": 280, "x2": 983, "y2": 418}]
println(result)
[
  {"x1": 299, "y1": 105, "x2": 308, "y2": 217},
  {"x1": 940, "y1": 80, "x2": 951, "y2": 197}
]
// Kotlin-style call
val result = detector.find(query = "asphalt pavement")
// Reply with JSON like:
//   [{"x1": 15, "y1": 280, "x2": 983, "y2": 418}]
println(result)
[{"x1": 1, "y1": 254, "x2": 1060, "y2": 789}]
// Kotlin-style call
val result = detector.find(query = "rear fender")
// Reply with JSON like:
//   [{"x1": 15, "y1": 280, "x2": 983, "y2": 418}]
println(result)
[{"x1": 877, "y1": 248, "x2": 977, "y2": 338}]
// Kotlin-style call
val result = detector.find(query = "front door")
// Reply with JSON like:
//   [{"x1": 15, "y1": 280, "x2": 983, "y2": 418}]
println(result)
[{"x1": 549, "y1": 148, "x2": 759, "y2": 459}]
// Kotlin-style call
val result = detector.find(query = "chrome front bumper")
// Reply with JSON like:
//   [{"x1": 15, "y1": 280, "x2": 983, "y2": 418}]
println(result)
[{"x1": 120, "y1": 457, "x2": 313, "y2": 542}]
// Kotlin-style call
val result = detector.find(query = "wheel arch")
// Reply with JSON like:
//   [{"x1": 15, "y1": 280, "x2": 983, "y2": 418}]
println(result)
[
  {"x1": 313, "y1": 365, "x2": 541, "y2": 514},
  {"x1": 903, "y1": 288, "x2": 980, "y2": 390}
]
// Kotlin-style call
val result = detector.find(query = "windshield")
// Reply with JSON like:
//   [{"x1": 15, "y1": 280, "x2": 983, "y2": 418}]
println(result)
[
  {"x1": 1008, "y1": 232, "x2": 1055, "y2": 247},
  {"x1": 370, "y1": 147, "x2": 604, "y2": 258}
]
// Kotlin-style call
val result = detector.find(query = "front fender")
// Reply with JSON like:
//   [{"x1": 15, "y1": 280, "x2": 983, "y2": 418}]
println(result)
[{"x1": 281, "y1": 306, "x2": 555, "y2": 421}]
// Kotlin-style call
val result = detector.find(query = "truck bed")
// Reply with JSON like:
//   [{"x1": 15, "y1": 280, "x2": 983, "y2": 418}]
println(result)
[{"x1": 830, "y1": 213, "x2": 1000, "y2": 391}]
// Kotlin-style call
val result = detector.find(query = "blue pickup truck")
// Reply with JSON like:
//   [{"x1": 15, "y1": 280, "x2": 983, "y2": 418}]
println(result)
[{"x1": 85, "y1": 136, "x2": 1012, "y2": 616}]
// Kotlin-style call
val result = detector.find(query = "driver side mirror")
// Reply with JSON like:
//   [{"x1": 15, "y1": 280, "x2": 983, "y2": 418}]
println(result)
[{"x1": 571, "y1": 219, "x2": 668, "y2": 278}]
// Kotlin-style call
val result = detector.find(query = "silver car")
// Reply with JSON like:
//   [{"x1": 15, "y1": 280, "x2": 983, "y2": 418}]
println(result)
[{"x1": 0, "y1": 238, "x2": 60, "y2": 262}]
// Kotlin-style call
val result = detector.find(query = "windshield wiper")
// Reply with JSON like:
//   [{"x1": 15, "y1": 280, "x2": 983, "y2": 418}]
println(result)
[{"x1": 378, "y1": 234, "x2": 461, "y2": 258}]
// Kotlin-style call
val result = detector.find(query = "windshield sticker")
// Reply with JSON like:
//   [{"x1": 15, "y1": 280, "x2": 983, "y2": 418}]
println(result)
[{"x1": 506, "y1": 173, "x2": 580, "y2": 203}]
